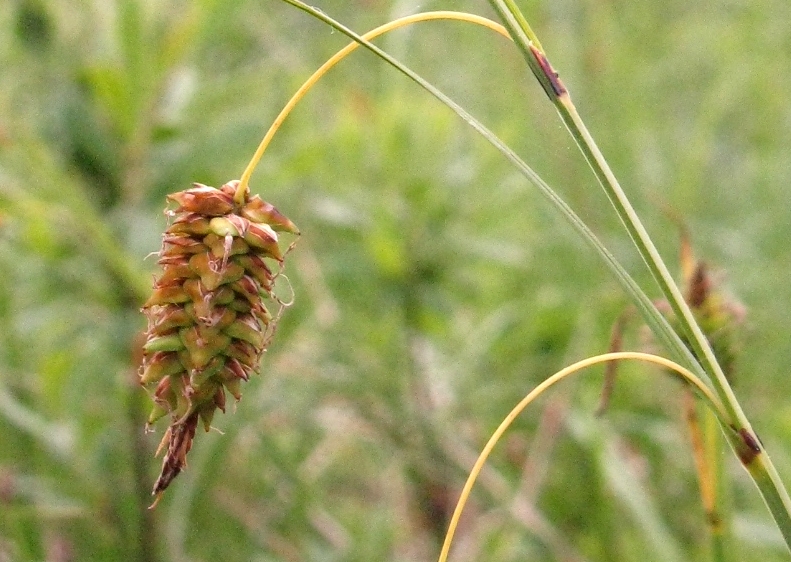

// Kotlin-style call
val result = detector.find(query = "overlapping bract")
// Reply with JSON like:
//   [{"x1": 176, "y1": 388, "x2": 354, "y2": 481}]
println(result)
[{"x1": 140, "y1": 180, "x2": 297, "y2": 498}]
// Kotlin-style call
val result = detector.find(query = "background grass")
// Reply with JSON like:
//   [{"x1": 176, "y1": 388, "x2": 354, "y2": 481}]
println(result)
[{"x1": 1, "y1": 0, "x2": 791, "y2": 560}]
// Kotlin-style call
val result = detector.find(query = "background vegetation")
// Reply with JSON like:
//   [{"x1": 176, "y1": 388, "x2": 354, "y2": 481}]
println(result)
[{"x1": 2, "y1": 0, "x2": 791, "y2": 560}]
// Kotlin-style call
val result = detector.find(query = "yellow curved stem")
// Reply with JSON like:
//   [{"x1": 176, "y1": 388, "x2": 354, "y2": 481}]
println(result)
[
  {"x1": 437, "y1": 351, "x2": 728, "y2": 562},
  {"x1": 235, "y1": 11, "x2": 511, "y2": 204}
]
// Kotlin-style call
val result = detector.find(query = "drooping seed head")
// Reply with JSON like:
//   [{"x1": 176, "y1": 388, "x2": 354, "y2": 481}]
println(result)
[{"x1": 140, "y1": 180, "x2": 297, "y2": 502}]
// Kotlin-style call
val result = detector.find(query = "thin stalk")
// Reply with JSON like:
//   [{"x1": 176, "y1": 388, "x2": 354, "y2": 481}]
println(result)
[
  {"x1": 438, "y1": 351, "x2": 727, "y2": 562},
  {"x1": 487, "y1": 0, "x2": 791, "y2": 550},
  {"x1": 498, "y1": 0, "x2": 545, "y2": 52},
  {"x1": 235, "y1": 11, "x2": 510, "y2": 204}
]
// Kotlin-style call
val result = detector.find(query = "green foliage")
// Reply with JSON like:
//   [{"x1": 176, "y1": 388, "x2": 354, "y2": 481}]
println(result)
[{"x1": 1, "y1": 1, "x2": 791, "y2": 561}]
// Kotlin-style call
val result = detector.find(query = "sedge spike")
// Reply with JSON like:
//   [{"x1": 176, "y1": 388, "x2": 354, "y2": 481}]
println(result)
[{"x1": 140, "y1": 180, "x2": 298, "y2": 502}]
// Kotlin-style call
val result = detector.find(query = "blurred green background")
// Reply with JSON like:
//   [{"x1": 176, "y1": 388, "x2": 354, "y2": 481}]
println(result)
[{"x1": 2, "y1": 0, "x2": 791, "y2": 560}]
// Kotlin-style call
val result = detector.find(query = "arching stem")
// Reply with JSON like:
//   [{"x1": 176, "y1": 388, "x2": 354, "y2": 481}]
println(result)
[
  {"x1": 234, "y1": 10, "x2": 510, "y2": 204},
  {"x1": 437, "y1": 351, "x2": 729, "y2": 562}
]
